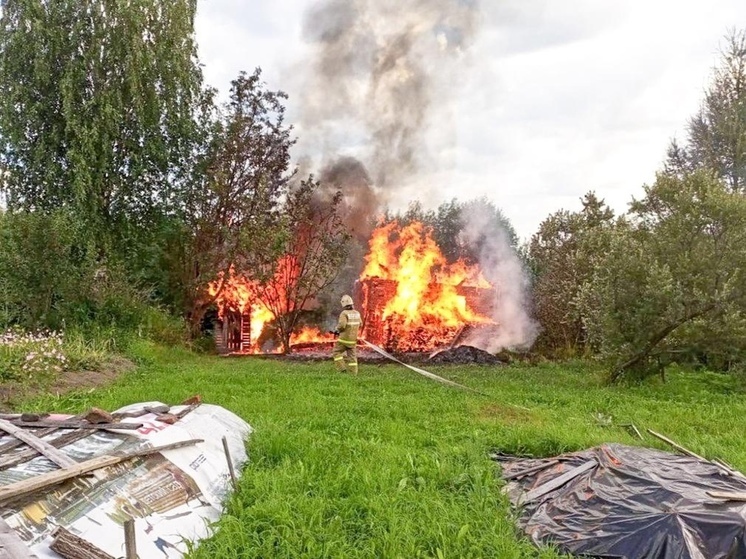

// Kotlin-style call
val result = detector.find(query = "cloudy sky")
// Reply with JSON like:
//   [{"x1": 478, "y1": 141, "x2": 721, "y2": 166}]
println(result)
[{"x1": 195, "y1": 0, "x2": 746, "y2": 240}]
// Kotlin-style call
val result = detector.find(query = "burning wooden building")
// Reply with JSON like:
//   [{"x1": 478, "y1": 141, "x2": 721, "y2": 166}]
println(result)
[
  {"x1": 355, "y1": 221, "x2": 498, "y2": 353},
  {"x1": 356, "y1": 278, "x2": 496, "y2": 353}
]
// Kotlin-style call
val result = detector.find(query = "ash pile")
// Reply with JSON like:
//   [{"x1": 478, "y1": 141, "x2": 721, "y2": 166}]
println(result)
[{"x1": 428, "y1": 345, "x2": 506, "y2": 365}]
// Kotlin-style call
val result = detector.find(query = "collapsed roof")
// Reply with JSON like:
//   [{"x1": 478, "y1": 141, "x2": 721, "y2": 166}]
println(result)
[{"x1": 496, "y1": 444, "x2": 746, "y2": 559}]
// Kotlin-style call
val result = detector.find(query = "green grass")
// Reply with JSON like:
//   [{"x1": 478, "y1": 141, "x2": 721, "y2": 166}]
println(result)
[{"x1": 19, "y1": 342, "x2": 746, "y2": 558}]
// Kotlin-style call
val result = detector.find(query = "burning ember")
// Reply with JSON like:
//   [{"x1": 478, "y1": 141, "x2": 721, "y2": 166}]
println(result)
[{"x1": 359, "y1": 221, "x2": 496, "y2": 352}]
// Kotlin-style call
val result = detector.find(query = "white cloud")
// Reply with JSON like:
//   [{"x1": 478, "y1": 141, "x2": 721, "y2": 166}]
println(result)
[{"x1": 195, "y1": 0, "x2": 746, "y2": 239}]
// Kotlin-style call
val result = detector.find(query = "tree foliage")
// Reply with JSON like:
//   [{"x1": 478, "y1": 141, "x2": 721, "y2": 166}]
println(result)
[
  {"x1": 577, "y1": 171, "x2": 746, "y2": 381},
  {"x1": 666, "y1": 29, "x2": 746, "y2": 192},
  {"x1": 528, "y1": 193, "x2": 616, "y2": 356},
  {"x1": 172, "y1": 69, "x2": 295, "y2": 328},
  {"x1": 0, "y1": 0, "x2": 202, "y2": 245}
]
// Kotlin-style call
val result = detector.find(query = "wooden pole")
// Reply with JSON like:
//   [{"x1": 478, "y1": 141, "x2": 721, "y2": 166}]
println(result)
[
  {"x1": 123, "y1": 519, "x2": 136, "y2": 559},
  {"x1": 646, "y1": 429, "x2": 707, "y2": 462},
  {"x1": 222, "y1": 436, "x2": 238, "y2": 491}
]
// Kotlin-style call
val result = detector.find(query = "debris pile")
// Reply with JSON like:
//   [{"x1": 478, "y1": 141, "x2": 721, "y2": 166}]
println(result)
[
  {"x1": 0, "y1": 398, "x2": 251, "y2": 558},
  {"x1": 428, "y1": 345, "x2": 506, "y2": 365}
]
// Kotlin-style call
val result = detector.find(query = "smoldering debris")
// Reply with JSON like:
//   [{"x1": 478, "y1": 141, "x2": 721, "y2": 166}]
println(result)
[{"x1": 428, "y1": 345, "x2": 506, "y2": 365}]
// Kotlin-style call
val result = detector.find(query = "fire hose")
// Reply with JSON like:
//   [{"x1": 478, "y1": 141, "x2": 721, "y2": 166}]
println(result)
[{"x1": 361, "y1": 339, "x2": 486, "y2": 396}]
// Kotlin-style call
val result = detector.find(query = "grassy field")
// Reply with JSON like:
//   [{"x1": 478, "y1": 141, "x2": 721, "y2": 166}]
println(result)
[{"x1": 20, "y1": 342, "x2": 746, "y2": 558}]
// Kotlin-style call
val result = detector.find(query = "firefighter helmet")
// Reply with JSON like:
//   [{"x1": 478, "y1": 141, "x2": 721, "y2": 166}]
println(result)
[{"x1": 340, "y1": 294, "x2": 354, "y2": 307}]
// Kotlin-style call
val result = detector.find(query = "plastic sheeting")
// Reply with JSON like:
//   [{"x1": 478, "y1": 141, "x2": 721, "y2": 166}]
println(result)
[{"x1": 496, "y1": 444, "x2": 746, "y2": 559}]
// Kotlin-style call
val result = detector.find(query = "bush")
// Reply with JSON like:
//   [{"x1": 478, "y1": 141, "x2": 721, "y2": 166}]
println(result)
[
  {"x1": 0, "y1": 210, "x2": 189, "y2": 345},
  {"x1": 0, "y1": 211, "x2": 93, "y2": 328}
]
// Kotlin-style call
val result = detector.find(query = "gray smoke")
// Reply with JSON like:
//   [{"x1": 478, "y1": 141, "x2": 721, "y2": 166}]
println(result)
[
  {"x1": 317, "y1": 156, "x2": 378, "y2": 242},
  {"x1": 297, "y1": 0, "x2": 480, "y2": 211},
  {"x1": 459, "y1": 205, "x2": 539, "y2": 352}
]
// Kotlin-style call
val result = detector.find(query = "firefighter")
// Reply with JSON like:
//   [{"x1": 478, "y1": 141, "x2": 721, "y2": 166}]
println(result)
[{"x1": 332, "y1": 294, "x2": 361, "y2": 373}]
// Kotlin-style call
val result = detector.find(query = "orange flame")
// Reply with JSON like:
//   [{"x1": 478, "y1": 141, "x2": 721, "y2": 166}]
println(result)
[
  {"x1": 208, "y1": 264, "x2": 334, "y2": 353},
  {"x1": 290, "y1": 327, "x2": 335, "y2": 345},
  {"x1": 360, "y1": 221, "x2": 493, "y2": 350},
  {"x1": 208, "y1": 269, "x2": 275, "y2": 353}
]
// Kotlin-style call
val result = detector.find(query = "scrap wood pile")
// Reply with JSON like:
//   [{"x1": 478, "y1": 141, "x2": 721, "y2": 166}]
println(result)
[
  {"x1": 0, "y1": 396, "x2": 252, "y2": 559},
  {"x1": 495, "y1": 428, "x2": 746, "y2": 559}
]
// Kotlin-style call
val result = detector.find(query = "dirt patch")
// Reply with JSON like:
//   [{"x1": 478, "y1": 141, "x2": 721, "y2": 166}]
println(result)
[
  {"x1": 478, "y1": 403, "x2": 536, "y2": 424},
  {"x1": 0, "y1": 357, "x2": 134, "y2": 411}
]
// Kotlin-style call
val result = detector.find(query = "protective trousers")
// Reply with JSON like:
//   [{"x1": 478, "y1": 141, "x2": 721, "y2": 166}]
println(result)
[{"x1": 333, "y1": 340, "x2": 358, "y2": 373}]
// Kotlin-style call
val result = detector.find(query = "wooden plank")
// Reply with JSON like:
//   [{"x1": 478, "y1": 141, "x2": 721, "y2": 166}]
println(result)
[
  {"x1": 0, "y1": 419, "x2": 76, "y2": 469},
  {"x1": 7, "y1": 420, "x2": 142, "y2": 431},
  {"x1": 0, "y1": 439, "x2": 203, "y2": 506},
  {"x1": 0, "y1": 430, "x2": 92, "y2": 471},
  {"x1": 503, "y1": 459, "x2": 560, "y2": 481},
  {"x1": 49, "y1": 527, "x2": 114, "y2": 559},
  {"x1": 0, "y1": 518, "x2": 38, "y2": 559},
  {"x1": 522, "y1": 460, "x2": 597, "y2": 503},
  {"x1": 0, "y1": 428, "x2": 57, "y2": 456},
  {"x1": 175, "y1": 402, "x2": 201, "y2": 421},
  {"x1": 712, "y1": 458, "x2": 746, "y2": 482},
  {"x1": 0, "y1": 414, "x2": 86, "y2": 456}
]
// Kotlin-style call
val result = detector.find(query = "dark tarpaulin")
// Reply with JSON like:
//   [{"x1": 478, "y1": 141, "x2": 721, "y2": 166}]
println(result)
[{"x1": 495, "y1": 444, "x2": 746, "y2": 559}]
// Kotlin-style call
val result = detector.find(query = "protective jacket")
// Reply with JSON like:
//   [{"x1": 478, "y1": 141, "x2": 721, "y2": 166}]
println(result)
[{"x1": 336, "y1": 308, "x2": 361, "y2": 346}]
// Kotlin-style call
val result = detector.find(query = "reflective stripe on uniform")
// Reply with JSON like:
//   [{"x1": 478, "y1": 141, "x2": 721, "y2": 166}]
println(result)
[
  {"x1": 333, "y1": 356, "x2": 345, "y2": 361},
  {"x1": 337, "y1": 339, "x2": 357, "y2": 347}
]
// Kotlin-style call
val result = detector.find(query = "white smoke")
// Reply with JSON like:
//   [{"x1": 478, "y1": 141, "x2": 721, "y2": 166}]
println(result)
[{"x1": 459, "y1": 204, "x2": 539, "y2": 352}]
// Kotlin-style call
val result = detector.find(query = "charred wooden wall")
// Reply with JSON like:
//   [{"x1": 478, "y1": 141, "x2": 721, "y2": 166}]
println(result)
[{"x1": 215, "y1": 310, "x2": 253, "y2": 354}]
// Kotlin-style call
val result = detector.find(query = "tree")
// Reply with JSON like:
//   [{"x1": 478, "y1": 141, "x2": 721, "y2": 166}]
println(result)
[
  {"x1": 577, "y1": 171, "x2": 746, "y2": 382},
  {"x1": 168, "y1": 69, "x2": 295, "y2": 330},
  {"x1": 665, "y1": 30, "x2": 746, "y2": 192},
  {"x1": 0, "y1": 0, "x2": 203, "y2": 246},
  {"x1": 528, "y1": 192, "x2": 616, "y2": 356},
  {"x1": 256, "y1": 177, "x2": 350, "y2": 353}
]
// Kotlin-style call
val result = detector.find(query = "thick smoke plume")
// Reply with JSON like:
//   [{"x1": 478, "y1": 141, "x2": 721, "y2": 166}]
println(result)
[
  {"x1": 460, "y1": 206, "x2": 539, "y2": 352},
  {"x1": 297, "y1": 0, "x2": 479, "y2": 225},
  {"x1": 296, "y1": 0, "x2": 538, "y2": 352}
]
